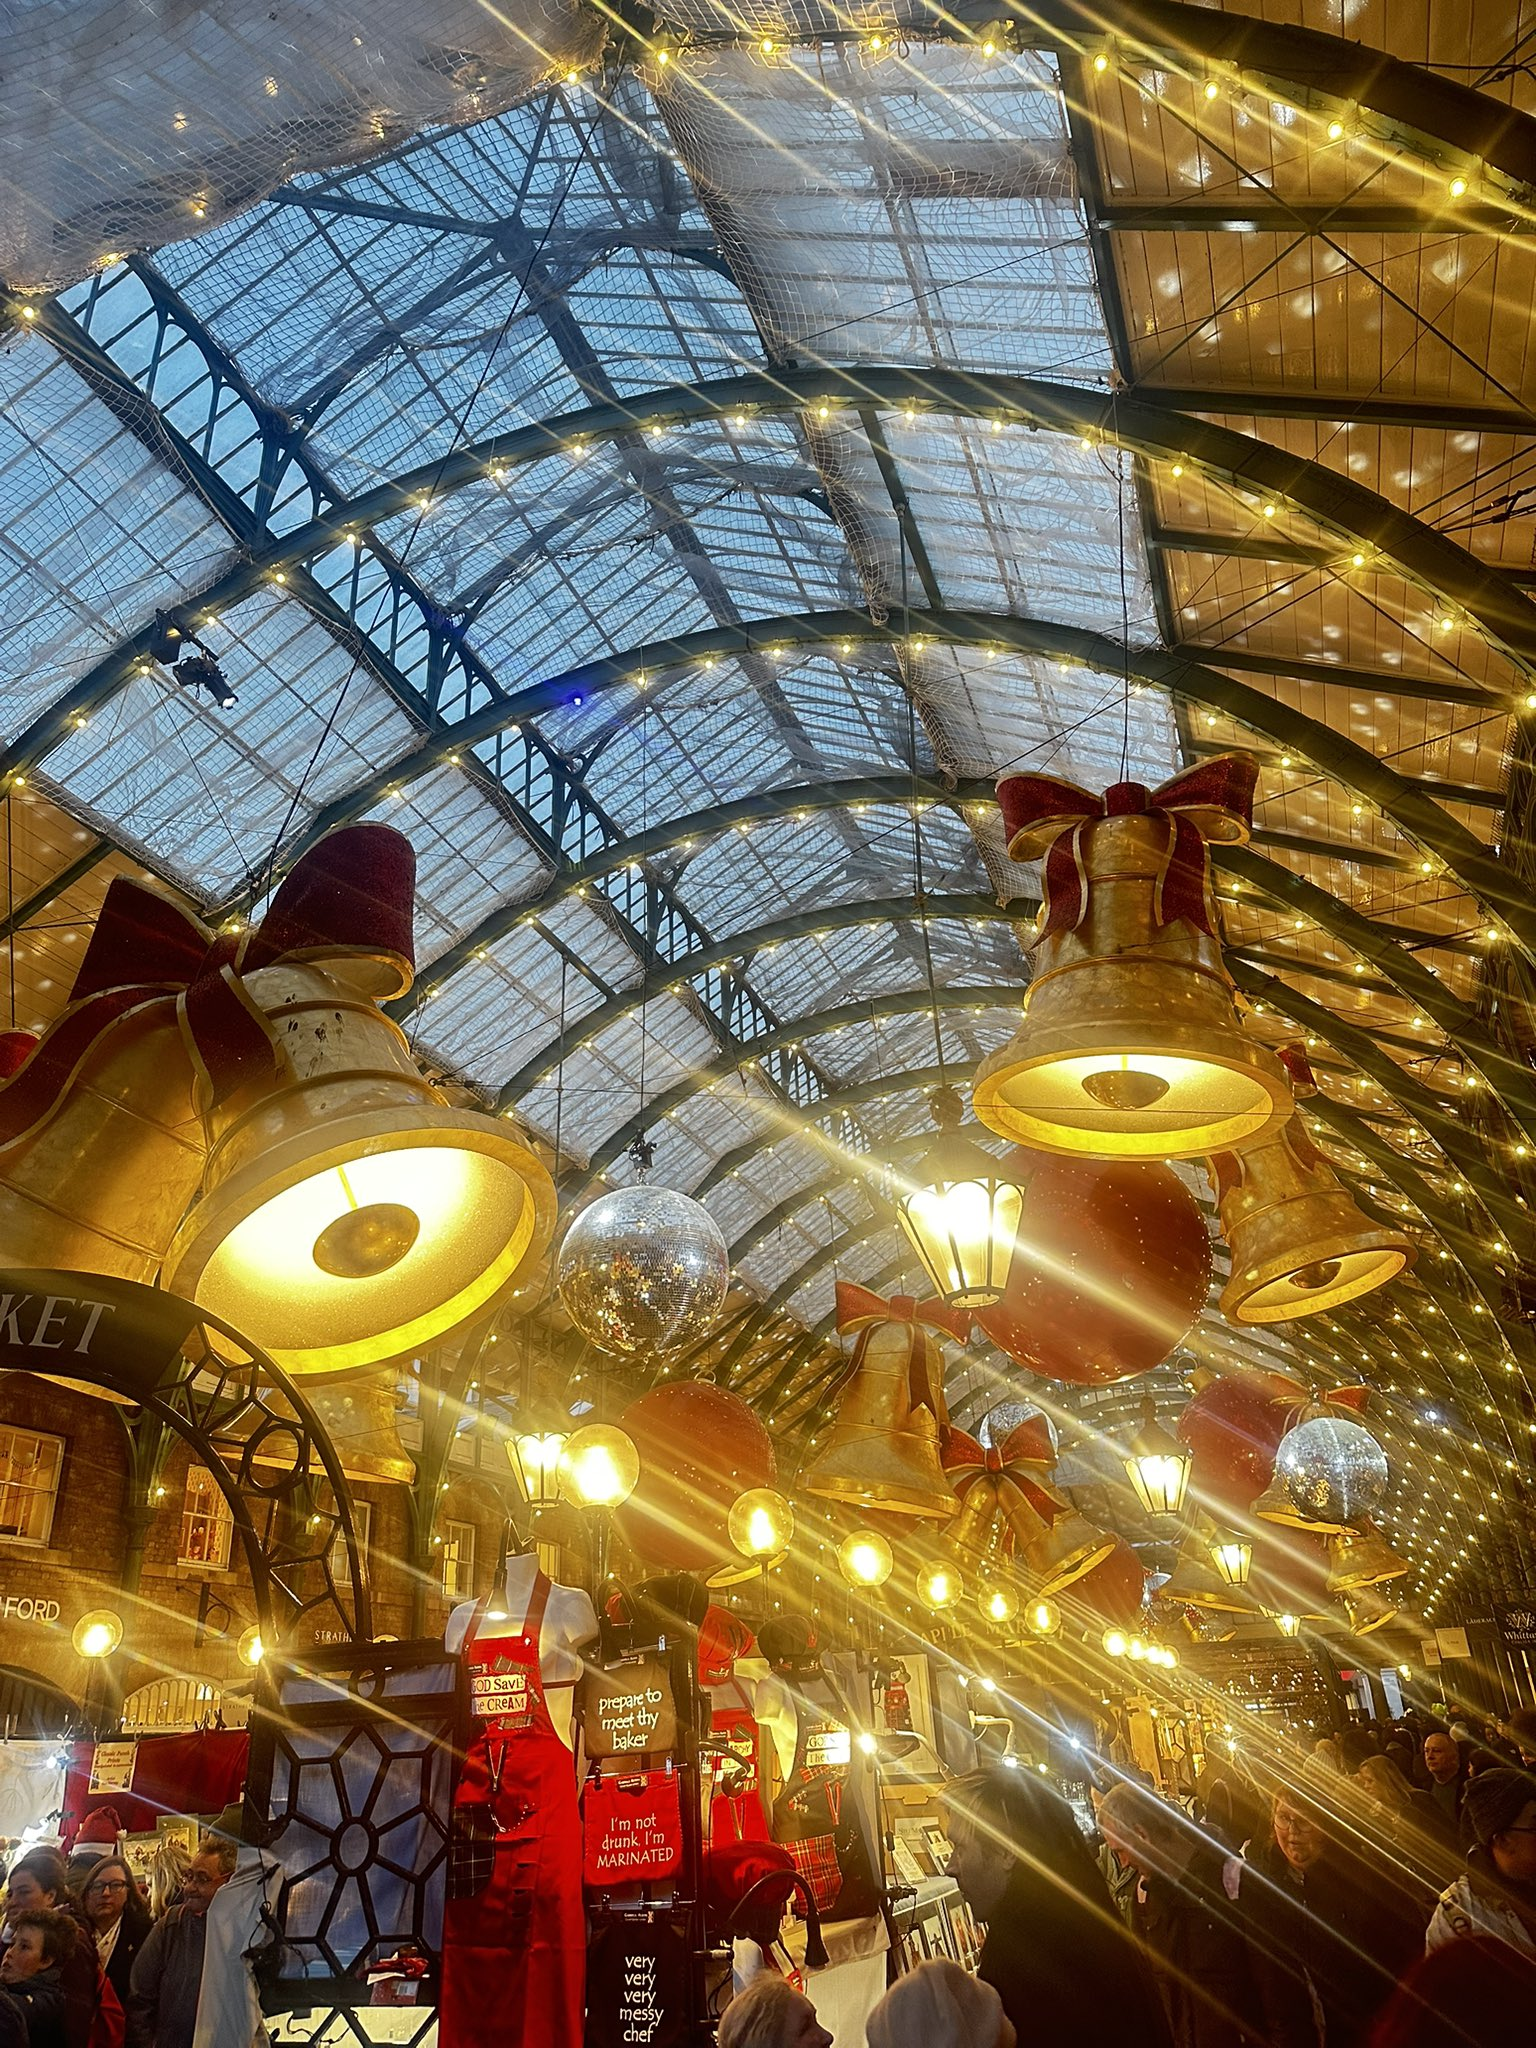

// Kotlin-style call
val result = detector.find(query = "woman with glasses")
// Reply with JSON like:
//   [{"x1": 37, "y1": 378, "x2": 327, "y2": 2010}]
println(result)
[
  {"x1": 73, "y1": 1865, "x2": 149, "y2": 2010},
  {"x1": 1427, "y1": 1768, "x2": 1536, "y2": 1957}
]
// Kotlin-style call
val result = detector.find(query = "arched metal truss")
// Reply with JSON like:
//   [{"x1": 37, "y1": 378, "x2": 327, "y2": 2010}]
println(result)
[{"x1": 7, "y1": 363, "x2": 1534, "y2": 797}]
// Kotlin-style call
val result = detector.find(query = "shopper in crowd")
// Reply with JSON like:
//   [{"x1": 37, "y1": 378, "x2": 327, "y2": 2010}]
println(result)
[
  {"x1": 1192, "y1": 1760, "x2": 1263, "y2": 1857},
  {"x1": 1, "y1": 1856, "x2": 119, "y2": 2048},
  {"x1": 867, "y1": 1958, "x2": 1014, "y2": 2048},
  {"x1": 1426, "y1": 1767, "x2": 1536, "y2": 1957},
  {"x1": 126, "y1": 1842, "x2": 236, "y2": 2048},
  {"x1": 943, "y1": 1765, "x2": 1171, "y2": 2048},
  {"x1": 1370, "y1": 1933, "x2": 1536, "y2": 2048},
  {"x1": 0, "y1": 1913, "x2": 76, "y2": 2048},
  {"x1": 1238, "y1": 1779, "x2": 1423, "y2": 2048},
  {"x1": 1097, "y1": 1781, "x2": 1258, "y2": 2048},
  {"x1": 140, "y1": 1852, "x2": 185, "y2": 1929},
  {"x1": 1421, "y1": 1732, "x2": 1468, "y2": 1843},
  {"x1": 72, "y1": 1868, "x2": 147, "y2": 2012},
  {"x1": 1503, "y1": 1708, "x2": 1536, "y2": 1771},
  {"x1": 715, "y1": 1973, "x2": 832, "y2": 2048},
  {"x1": 2, "y1": 1857, "x2": 73, "y2": 1934}
]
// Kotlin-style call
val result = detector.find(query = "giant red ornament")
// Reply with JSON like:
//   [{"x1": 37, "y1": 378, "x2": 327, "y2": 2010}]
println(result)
[
  {"x1": 613, "y1": 1380, "x2": 775, "y2": 1571},
  {"x1": 1177, "y1": 1370, "x2": 1298, "y2": 1517},
  {"x1": 1064, "y1": 1539, "x2": 1146, "y2": 1629},
  {"x1": 973, "y1": 1152, "x2": 1211, "y2": 1385}
]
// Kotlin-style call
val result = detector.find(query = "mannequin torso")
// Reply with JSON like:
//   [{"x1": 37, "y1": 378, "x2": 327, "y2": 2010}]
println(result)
[{"x1": 446, "y1": 1552, "x2": 598, "y2": 1749}]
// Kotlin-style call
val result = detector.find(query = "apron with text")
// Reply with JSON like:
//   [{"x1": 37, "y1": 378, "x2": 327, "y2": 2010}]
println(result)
[{"x1": 440, "y1": 1576, "x2": 584, "y2": 2048}]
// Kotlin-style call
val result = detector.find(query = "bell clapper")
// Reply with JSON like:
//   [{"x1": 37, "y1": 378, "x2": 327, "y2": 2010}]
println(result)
[{"x1": 311, "y1": 1163, "x2": 422, "y2": 1278}]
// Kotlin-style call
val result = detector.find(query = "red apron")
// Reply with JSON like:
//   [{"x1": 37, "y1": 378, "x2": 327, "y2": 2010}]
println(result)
[
  {"x1": 706, "y1": 1681, "x2": 769, "y2": 1846},
  {"x1": 441, "y1": 1576, "x2": 584, "y2": 2048}
]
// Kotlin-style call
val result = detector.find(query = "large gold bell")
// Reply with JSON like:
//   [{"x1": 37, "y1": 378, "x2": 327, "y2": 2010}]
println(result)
[
  {"x1": 804, "y1": 1317, "x2": 957, "y2": 1518},
  {"x1": 1215, "y1": 1120, "x2": 1411, "y2": 1324},
  {"x1": 1162, "y1": 1540, "x2": 1255, "y2": 1612},
  {"x1": 974, "y1": 804, "x2": 1290, "y2": 1159},
  {"x1": 1343, "y1": 1585, "x2": 1399, "y2": 1635},
  {"x1": 1327, "y1": 1521, "x2": 1410, "y2": 1592},
  {"x1": 1024, "y1": 1481, "x2": 1116, "y2": 1595},
  {"x1": 165, "y1": 957, "x2": 555, "y2": 1380},
  {"x1": 1251, "y1": 1468, "x2": 1336, "y2": 1533}
]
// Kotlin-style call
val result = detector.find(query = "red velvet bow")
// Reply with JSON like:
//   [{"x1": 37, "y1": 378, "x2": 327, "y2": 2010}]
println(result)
[
  {"x1": 995, "y1": 755, "x2": 1258, "y2": 948},
  {"x1": 0, "y1": 825, "x2": 416, "y2": 1151},
  {"x1": 941, "y1": 1424, "x2": 1052, "y2": 1498},
  {"x1": 834, "y1": 1283, "x2": 970, "y2": 1344}
]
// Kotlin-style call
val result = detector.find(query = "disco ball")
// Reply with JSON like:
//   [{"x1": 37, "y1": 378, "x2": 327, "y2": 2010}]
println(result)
[
  {"x1": 1276, "y1": 1414, "x2": 1389, "y2": 1529},
  {"x1": 557, "y1": 1186, "x2": 729, "y2": 1355}
]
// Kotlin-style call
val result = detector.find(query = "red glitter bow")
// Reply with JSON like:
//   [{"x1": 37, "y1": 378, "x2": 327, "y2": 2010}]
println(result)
[
  {"x1": 995, "y1": 755, "x2": 1258, "y2": 947},
  {"x1": 0, "y1": 824, "x2": 416, "y2": 1150}
]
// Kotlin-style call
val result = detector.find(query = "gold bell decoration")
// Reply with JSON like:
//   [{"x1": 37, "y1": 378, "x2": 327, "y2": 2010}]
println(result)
[
  {"x1": 1162, "y1": 1534, "x2": 1257, "y2": 1613},
  {"x1": 1213, "y1": 1048, "x2": 1412, "y2": 1323},
  {"x1": 802, "y1": 1284, "x2": 964, "y2": 1518},
  {"x1": 0, "y1": 828, "x2": 556, "y2": 1469},
  {"x1": 1343, "y1": 1585, "x2": 1399, "y2": 1635},
  {"x1": 1326, "y1": 1519, "x2": 1410, "y2": 1592},
  {"x1": 973, "y1": 758, "x2": 1291, "y2": 1158},
  {"x1": 943, "y1": 1417, "x2": 1115, "y2": 1596}
]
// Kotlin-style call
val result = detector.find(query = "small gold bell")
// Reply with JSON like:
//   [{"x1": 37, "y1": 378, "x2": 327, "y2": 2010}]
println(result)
[
  {"x1": 804, "y1": 1317, "x2": 958, "y2": 1518},
  {"x1": 1327, "y1": 1521, "x2": 1410, "y2": 1592}
]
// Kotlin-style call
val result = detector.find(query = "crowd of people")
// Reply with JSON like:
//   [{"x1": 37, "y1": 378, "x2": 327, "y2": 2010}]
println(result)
[
  {"x1": 719, "y1": 1703, "x2": 1536, "y2": 2048},
  {"x1": 0, "y1": 1838, "x2": 235, "y2": 2048}
]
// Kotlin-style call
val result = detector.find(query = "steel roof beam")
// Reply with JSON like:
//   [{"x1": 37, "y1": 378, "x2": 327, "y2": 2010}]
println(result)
[
  {"x1": 1097, "y1": 202, "x2": 1529, "y2": 236},
  {"x1": 15, "y1": 360, "x2": 1536, "y2": 799}
]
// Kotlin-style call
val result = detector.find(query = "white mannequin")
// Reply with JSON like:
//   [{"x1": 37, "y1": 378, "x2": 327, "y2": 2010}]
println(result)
[
  {"x1": 445, "y1": 1551, "x2": 598, "y2": 1751},
  {"x1": 712, "y1": 1653, "x2": 798, "y2": 1780}
]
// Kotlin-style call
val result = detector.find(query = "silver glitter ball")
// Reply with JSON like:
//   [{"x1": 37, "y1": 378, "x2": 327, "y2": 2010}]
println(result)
[
  {"x1": 557, "y1": 1186, "x2": 729, "y2": 1356},
  {"x1": 1277, "y1": 1414, "x2": 1389, "y2": 1528}
]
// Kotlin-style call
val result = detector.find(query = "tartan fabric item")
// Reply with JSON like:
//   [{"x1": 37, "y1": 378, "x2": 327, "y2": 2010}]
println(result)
[{"x1": 784, "y1": 1829, "x2": 841, "y2": 1916}]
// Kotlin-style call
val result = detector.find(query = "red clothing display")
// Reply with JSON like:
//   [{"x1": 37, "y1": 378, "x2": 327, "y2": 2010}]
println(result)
[
  {"x1": 61, "y1": 1733, "x2": 250, "y2": 1843},
  {"x1": 706, "y1": 1685, "x2": 769, "y2": 1847},
  {"x1": 440, "y1": 1577, "x2": 583, "y2": 2048}
]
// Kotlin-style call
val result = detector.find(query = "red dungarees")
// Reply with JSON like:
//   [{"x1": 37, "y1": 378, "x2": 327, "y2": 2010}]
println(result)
[{"x1": 441, "y1": 1575, "x2": 584, "y2": 2048}]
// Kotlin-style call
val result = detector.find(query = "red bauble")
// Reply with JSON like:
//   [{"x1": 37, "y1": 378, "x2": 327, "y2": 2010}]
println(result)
[
  {"x1": 613, "y1": 1380, "x2": 775, "y2": 1572},
  {"x1": 1065, "y1": 1540, "x2": 1146, "y2": 1630},
  {"x1": 1177, "y1": 1371, "x2": 1297, "y2": 1517},
  {"x1": 973, "y1": 1153, "x2": 1211, "y2": 1386}
]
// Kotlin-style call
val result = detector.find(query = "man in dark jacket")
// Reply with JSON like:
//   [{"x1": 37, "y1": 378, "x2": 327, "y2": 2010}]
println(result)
[
  {"x1": 1, "y1": 1911, "x2": 76, "y2": 2048},
  {"x1": 125, "y1": 1843, "x2": 233, "y2": 2048},
  {"x1": 944, "y1": 1766, "x2": 1173, "y2": 2048},
  {"x1": 1098, "y1": 1781, "x2": 1262, "y2": 2048}
]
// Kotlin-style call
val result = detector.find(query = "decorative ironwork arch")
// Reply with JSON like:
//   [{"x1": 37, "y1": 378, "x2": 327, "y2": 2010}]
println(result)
[{"x1": 0, "y1": 1271, "x2": 370, "y2": 1646}]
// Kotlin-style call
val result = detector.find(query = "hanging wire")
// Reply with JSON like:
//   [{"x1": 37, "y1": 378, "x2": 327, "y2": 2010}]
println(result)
[{"x1": 899, "y1": 524, "x2": 946, "y2": 1092}]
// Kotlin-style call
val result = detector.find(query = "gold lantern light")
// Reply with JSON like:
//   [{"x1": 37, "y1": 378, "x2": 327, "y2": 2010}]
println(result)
[
  {"x1": 1208, "y1": 1532, "x2": 1253, "y2": 1587},
  {"x1": 509, "y1": 1430, "x2": 569, "y2": 1508},
  {"x1": 893, "y1": 1088, "x2": 1023, "y2": 1310},
  {"x1": 1124, "y1": 1396, "x2": 1192, "y2": 1517},
  {"x1": 72, "y1": 1610, "x2": 124, "y2": 1660},
  {"x1": 1213, "y1": 1053, "x2": 1411, "y2": 1323},
  {"x1": 559, "y1": 1424, "x2": 640, "y2": 1508},
  {"x1": 1274, "y1": 1612, "x2": 1302, "y2": 1639},
  {"x1": 973, "y1": 760, "x2": 1291, "y2": 1159},
  {"x1": 728, "y1": 1487, "x2": 795, "y2": 1563},
  {"x1": 918, "y1": 1559, "x2": 963, "y2": 1613},
  {"x1": 838, "y1": 1529, "x2": 895, "y2": 1589}
]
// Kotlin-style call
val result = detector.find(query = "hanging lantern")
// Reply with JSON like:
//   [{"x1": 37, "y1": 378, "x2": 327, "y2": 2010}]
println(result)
[
  {"x1": 1326, "y1": 1520, "x2": 1410, "y2": 1591},
  {"x1": 838, "y1": 1529, "x2": 895, "y2": 1589},
  {"x1": 72, "y1": 1610, "x2": 124, "y2": 1659},
  {"x1": 1162, "y1": 1538, "x2": 1254, "y2": 1612},
  {"x1": 509, "y1": 1430, "x2": 568, "y2": 1509},
  {"x1": 558, "y1": 1424, "x2": 640, "y2": 1508},
  {"x1": 974, "y1": 1153, "x2": 1211, "y2": 1385},
  {"x1": 1274, "y1": 1612, "x2": 1302, "y2": 1638},
  {"x1": 1276, "y1": 1412, "x2": 1389, "y2": 1532},
  {"x1": 803, "y1": 1286, "x2": 962, "y2": 1518},
  {"x1": 973, "y1": 759, "x2": 1291, "y2": 1158},
  {"x1": 1102, "y1": 1628, "x2": 1130, "y2": 1657},
  {"x1": 1208, "y1": 1532, "x2": 1253, "y2": 1587},
  {"x1": 1026, "y1": 1598, "x2": 1061, "y2": 1637},
  {"x1": 979, "y1": 1580, "x2": 1018, "y2": 1627},
  {"x1": 1124, "y1": 1396, "x2": 1193, "y2": 1516},
  {"x1": 892, "y1": 1086, "x2": 1024, "y2": 1309},
  {"x1": 1213, "y1": 1055, "x2": 1411, "y2": 1322},
  {"x1": 557, "y1": 1185, "x2": 729, "y2": 1355},
  {"x1": 614, "y1": 1381, "x2": 774, "y2": 1570}
]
